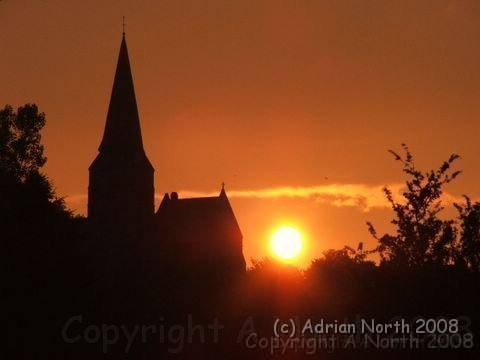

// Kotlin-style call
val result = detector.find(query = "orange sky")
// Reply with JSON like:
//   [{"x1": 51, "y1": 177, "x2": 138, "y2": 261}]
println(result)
[{"x1": 2, "y1": 0, "x2": 480, "y2": 267}]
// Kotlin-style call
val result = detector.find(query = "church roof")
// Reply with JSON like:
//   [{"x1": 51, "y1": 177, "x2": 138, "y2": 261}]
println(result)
[
  {"x1": 99, "y1": 33, "x2": 145, "y2": 154},
  {"x1": 155, "y1": 189, "x2": 243, "y2": 247}
]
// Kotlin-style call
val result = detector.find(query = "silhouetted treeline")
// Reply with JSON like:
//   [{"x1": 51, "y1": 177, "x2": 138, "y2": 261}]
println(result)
[
  {"x1": 367, "y1": 144, "x2": 480, "y2": 271},
  {"x1": 3, "y1": 105, "x2": 479, "y2": 359}
]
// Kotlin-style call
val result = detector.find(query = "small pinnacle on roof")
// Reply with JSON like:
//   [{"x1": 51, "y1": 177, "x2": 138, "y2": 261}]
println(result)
[
  {"x1": 122, "y1": 16, "x2": 126, "y2": 35},
  {"x1": 220, "y1": 182, "x2": 227, "y2": 197}
]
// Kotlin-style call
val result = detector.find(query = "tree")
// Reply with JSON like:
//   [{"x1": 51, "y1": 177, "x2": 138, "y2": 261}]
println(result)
[
  {"x1": 0, "y1": 103, "x2": 87, "y2": 294},
  {"x1": 311, "y1": 243, "x2": 374, "y2": 266},
  {"x1": 454, "y1": 196, "x2": 480, "y2": 272},
  {"x1": 367, "y1": 144, "x2": 461, "y2": 267},
  {"x1": 0, "y1": 104, "x2": 46, "y2": 182},
  {"x1": 1, "y1": 104, "x2": 87, "y2": 355},
  {"x1": 0, "y1": 104, "x2": 69, "y2": 229}
]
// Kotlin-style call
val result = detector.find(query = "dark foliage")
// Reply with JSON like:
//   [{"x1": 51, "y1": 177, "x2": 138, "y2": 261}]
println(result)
[
  {"x1": 2, "y1": 104, "x2": 87, "y2": 357},
  {"x1": 455, "y1": 196, "x2": 480, "y2": 272},
  {"x1": 367, "y1": 144, "x2": 480, "y2": 270},
  {"x1": 3, "y1": 110, "x2": 479, "y2": 359},
  {"x1": 0, "y1": 104, "x2": 46, "y2": 180}
]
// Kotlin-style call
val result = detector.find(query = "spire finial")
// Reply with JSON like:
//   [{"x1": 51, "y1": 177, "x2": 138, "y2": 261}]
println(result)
[
  {"x1": 222, "y1": 182, "x2": 225, "y2": 190},
  {"x1": 122, "y1": 16, "x2": 126, "y2": 35}
]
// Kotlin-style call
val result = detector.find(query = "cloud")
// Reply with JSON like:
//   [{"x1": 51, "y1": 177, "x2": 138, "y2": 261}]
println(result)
[
  {"x1": 173, "y1": 184, "x2": 467, "y2": 212},
  {"x1": 174, "y1": 184, "x2": 398, "y2": 212},
  {"x1": 68, "y1": 183, "x2": 466, "y2": 215},
  {"x1": 65, "y1": 194, "x2": 88, "y2": 203}
]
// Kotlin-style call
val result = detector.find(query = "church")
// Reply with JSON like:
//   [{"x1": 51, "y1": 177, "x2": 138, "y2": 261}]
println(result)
[{"x1": 87, "y1": 32, "x2": 246, "y2": 281}]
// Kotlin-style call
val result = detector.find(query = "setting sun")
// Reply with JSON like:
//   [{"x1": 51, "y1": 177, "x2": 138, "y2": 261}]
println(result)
[{"x1": 270, "y1": 226, "x2": 303, "y2": 260}]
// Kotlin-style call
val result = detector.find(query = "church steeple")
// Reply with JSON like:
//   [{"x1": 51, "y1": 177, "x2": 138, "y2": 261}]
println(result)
[
  {"x1": 88, "y1": 33, "x2": 154, "y2": 238},
  {"x1": 99, "y1": 33, "x2": 144, "y2": 154}
]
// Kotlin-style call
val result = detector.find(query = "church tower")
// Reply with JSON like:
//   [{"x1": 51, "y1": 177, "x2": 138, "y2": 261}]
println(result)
[{"x1": 88, "y1": 32, "x2": 154, "y2": 239}]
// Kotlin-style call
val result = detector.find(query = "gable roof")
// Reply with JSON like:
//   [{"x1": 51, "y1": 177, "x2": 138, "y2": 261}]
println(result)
[{"x1": 155, "y1": 190, "x2": 242, "y2": 248}]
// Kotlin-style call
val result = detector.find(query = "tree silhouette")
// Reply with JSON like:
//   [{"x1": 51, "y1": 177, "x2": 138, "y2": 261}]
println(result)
[
  {"x1": 0, "y1": 104, "x2": 72, "y2": 240},
  {"x1": 455, "y1": 196, "x2": 480, "y2": 272},
  {"x1": 0, "y1": 104, "x2": 46, "y2": 181},
  {"x1": 2, "y1": 104, "x2": 86, "y2": 357},
  {"x1": 367, "y1": 144, "x2": 461, "y2": 267}
]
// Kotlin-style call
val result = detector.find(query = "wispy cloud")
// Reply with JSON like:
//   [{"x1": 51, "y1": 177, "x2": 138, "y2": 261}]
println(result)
[
  {"x1": 67, "y1": 184, "x2": 466, "y2": 214},
  {"x1": 175, "y1": 184, "x2": 400, "y2": 212},
  {"x1": 176, "y1": 184, "x2": 467, "y2": 212},
  {"x1": 65, "y1": 194, "x2": 88, "y2": 203}
]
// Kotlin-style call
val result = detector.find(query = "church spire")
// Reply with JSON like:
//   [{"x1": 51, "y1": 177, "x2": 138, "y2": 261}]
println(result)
[
  {"x1": 88, "y1": 32, "x2": 154, "y2": 237},
  {"x1": 99, "y1": 32, "x2": 144, "y2": 154}
]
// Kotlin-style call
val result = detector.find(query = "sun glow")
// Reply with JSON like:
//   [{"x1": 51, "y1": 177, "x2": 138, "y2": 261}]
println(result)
[{"x1": 270, "y1": 226, "x2": 303, "y2": 260}]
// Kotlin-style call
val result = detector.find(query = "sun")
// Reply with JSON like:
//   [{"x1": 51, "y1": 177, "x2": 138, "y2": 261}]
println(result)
[{"x1": 270, "y1": 226, "x2": 303, "y2": 260}]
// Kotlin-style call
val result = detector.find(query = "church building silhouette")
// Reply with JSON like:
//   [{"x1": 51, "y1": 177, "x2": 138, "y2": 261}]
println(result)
[{"x1": 88, "y1": 32, "x2": 246, "y2": 282}]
